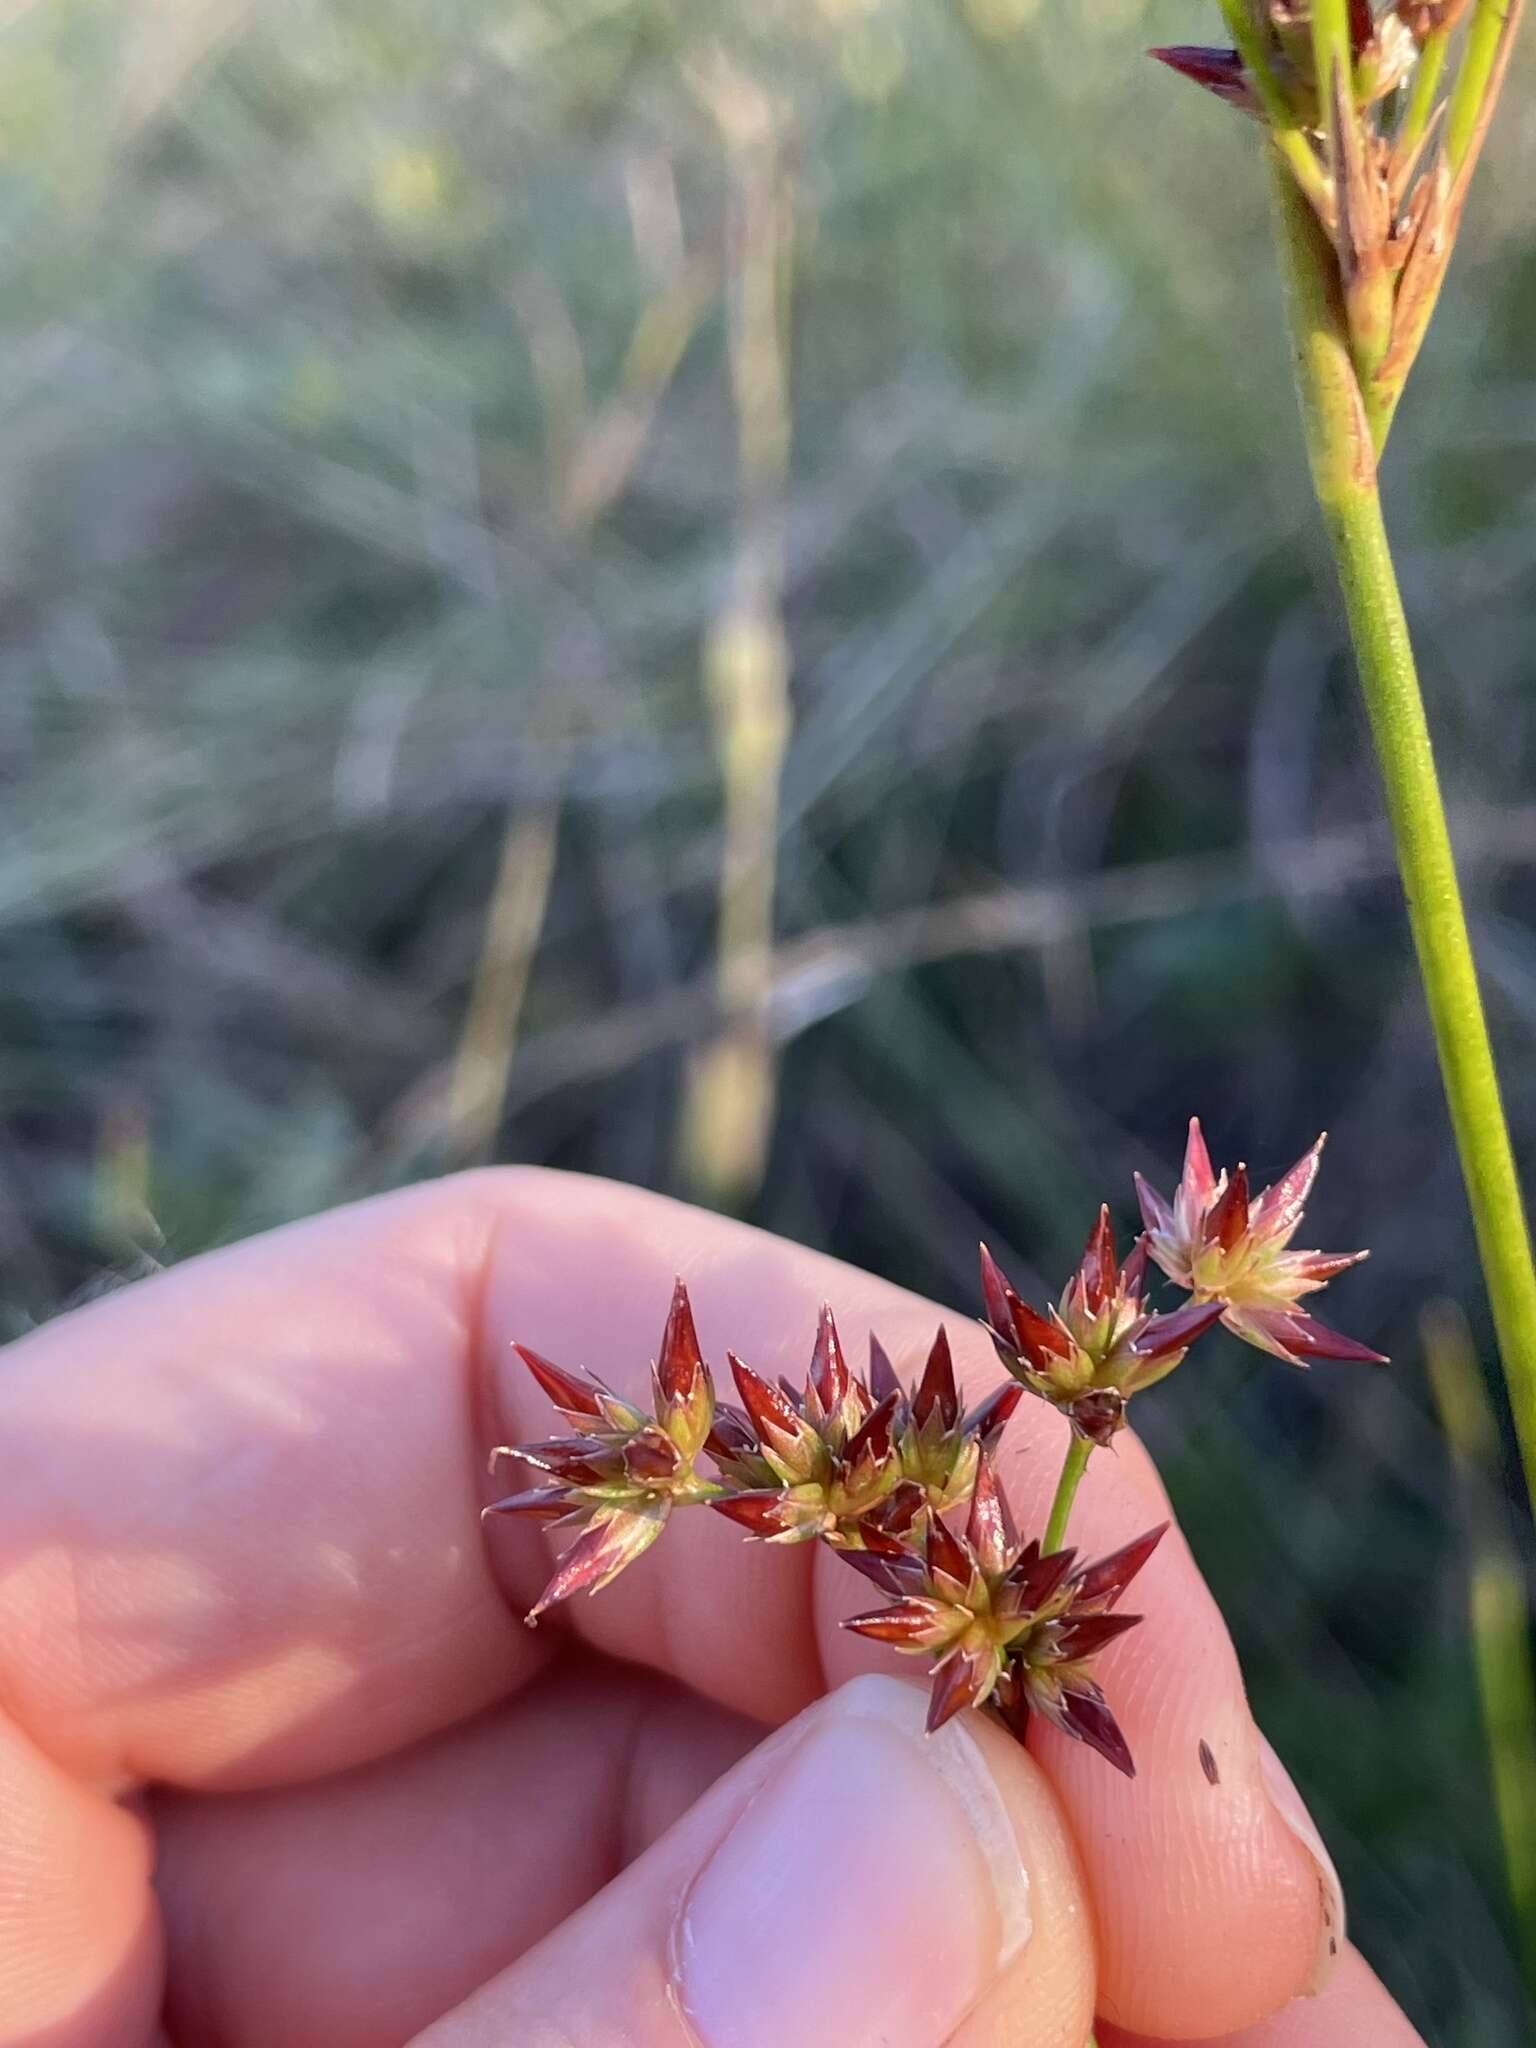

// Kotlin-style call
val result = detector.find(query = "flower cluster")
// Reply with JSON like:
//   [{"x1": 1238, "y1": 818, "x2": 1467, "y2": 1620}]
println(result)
[
  {"x1": 843, "y1": 1456, "x2": 1165, "y2": 1773},
  {"x1": 981, "y1": 1120, "x2": 1384, "y2": 1446},
  {"x1": 1135, "y1": 1122, "x2": 1387, "y2": 1368},
  {"x1": 1151, "y1": 0, "x2": 1523, "y2": 440},
  {"x1": 980, "y1": 1206, "x2": 1224, "y2": 1448},
  {"x1": 486, "y1": 1119, "x2": 1381, "y2": 1774}
]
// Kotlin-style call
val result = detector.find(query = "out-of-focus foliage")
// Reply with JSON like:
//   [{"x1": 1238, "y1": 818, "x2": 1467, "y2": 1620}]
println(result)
[{"x1": 3, "y1": 0, "x2": 1535, "y2": 2035}]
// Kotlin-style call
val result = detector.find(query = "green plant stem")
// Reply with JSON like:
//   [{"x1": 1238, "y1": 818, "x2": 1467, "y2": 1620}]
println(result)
[
  {"x1": 1271, "y1": 164, "x2": 1536, "y2": 1513},
  {"x1": 1399, "y1": 23, "x2": 1450, "y2": 155},
  {"x1": 1447, "y1": 0, "x2": 1515, "y2": 169},
  {"x1": 1423, "y1": 1302, "x2": 1536, "y2": 1995},
  {"x1": 1045, "y1": 1436, "x2": 1093, "y2": 1553},
  {"x1": 1309, "y1": 0, "x2": 1354, "y2": 123},
  {"x1": 1214, "y1": 0, "x2": 1331, "y2": 214}
]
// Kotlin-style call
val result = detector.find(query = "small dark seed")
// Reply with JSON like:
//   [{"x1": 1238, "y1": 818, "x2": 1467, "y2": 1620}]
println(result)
[{"x1": 1198, "y1": 1738, "x2": 1220, "y2": 1785}]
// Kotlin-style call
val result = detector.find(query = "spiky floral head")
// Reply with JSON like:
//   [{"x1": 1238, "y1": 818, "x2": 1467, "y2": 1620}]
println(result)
[
  {"x1": 869, "y1": 1327, "x2": 1024, "y2": 1512},
  {"x1": 484, "y1": 1280, "x2": 723, "y2": 1619},
  {"x1": 979, "y1": 1209, "x2": 1223, "y2": 1445},
  {"x1": 710, "y1": 1306, "x2": 925, "y2": 1548},
  {"x1": 841, "y1": 1456, "x2": 1165, "y2": 1774},
  {"x1": 1135, "y1": 1119, "x2": 1387, "y2": 1368}
]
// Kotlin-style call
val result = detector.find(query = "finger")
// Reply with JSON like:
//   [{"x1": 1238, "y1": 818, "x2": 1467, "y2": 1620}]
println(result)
[
  {"x1": 410, "y1": 1674, "x2": 1095, "y2": 2048},
  {"x1": 0, "y1": 1168, "x2": 1338, "y2": 2039},
  {"x1": 0, "y1": 1705, "x2": 160, "y2": 2048},
  {"x1": 155, "y1": 1658, "x2": 760, "y2": 2048},
  {"x1": 1097, "y1": 1941, "x2": 1425, "y2": 2045},
  {"x1": 0, "y1": 1173, "x2": 542, "y2": 1791}
]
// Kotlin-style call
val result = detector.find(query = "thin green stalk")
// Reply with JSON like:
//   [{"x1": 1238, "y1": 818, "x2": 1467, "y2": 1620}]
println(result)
[
  {"x1": 1423, "y1": 1303, "x2": 1536, "y2": 1995},
  {"x1": 1399, "y1": 22, "x2": 1451, "y2": 154},
  {"x1": 1447, "y1": 0, "x2": 1516, "y2": 168},
  {"x1": 1045, "y1": 1436, "x2": 1093, "y2": 1554},
  {"x1": 1214, "y1": 0, "x2": 1332, "y2": 213},
  {"x1": 1272, "y1": 165, "x2": 1536, "y2": 1513},
  {"x1": 1309, "y1": 0, "x2": 1355, "y2": 121}
]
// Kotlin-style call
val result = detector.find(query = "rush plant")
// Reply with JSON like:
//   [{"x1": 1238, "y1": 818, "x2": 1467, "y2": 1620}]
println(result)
[
  {"x1": 488, "y1": 1121, "x2": 1379, "y2": 1779},
  {"x1": 1154, "y1": 0, "x2": 1536, "y2": 1519}
]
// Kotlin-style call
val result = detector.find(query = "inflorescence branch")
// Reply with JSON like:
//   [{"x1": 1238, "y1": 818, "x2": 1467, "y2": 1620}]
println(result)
[
  {"x1": 1153, "y1": 0, "x2": 1525, "y2": 450},
  {"x1": 485, "y1": 1119, "x2": 1384, "y2": 1779}
]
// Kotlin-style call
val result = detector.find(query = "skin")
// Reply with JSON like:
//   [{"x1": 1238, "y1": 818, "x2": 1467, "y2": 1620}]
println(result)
[{"x1": 0, "y1": 1169, "x2": 1426, "y2": 2047}]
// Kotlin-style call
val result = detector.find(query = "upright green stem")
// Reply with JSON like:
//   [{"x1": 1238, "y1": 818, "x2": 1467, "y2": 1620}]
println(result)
[
  {"x1": 1399, "y1": 22, "x2": 1451, "y2": 155},
  {"x1": 1271, "y1": 165, "x2": 1536, "y2": 1511},
  {"x1": 1214, "y1": 0, "x2": 1331, "y2": 213},
  {"x1": 1309, "y1": 0, "x2": 1354, "y2": 125},
  {"x1": 1446, "y1": 0, "x2": 1516, "y2": 169},
  {"x1": 1045, "y1": 1436, "x2": 1093, "y2": 1554},
  {"x1": 1423, "y1": 1303, "x2": 1536, "y2": 1994}
]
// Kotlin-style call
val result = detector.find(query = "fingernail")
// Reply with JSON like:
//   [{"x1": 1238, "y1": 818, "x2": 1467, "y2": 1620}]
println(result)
[
  {"x1": 1259, "y1": 1734, "x2": 1346, "y2": 1993},
  {"x1": 675, "y1": 1673, "x2": 1032, "y2": 2048}
]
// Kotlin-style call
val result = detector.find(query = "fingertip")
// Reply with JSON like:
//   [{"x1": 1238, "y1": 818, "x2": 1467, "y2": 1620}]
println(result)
[
  {"x1": 1097, "y1": 1940, "x2": 1426, "y2": 2045},
  {"x1": 995, "y1": 1454, "x2": 1333, "y2": 2040},
  {"x1": 1030, "y1": 1614, "x2": 1327, "y2": 2033}
]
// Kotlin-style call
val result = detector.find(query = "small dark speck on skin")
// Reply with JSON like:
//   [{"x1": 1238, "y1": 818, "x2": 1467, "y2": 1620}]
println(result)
[
  {"x1": 1198, "y1": 1739, "x2": 1220, "y2": 1785},
  {"x1": 1330, "y1": 1937, "x2": 1339, "y2": 1956}
]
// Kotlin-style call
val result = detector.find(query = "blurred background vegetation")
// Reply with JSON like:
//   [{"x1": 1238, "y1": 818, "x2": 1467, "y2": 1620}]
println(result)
[{"x1": 4, "y1": 0, "x2": 1536, "y2": 2036}]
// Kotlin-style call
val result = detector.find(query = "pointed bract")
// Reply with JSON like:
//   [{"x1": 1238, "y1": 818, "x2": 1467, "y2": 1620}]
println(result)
[
  {"x1": 512, "y1": 1343, "x2": 605, "y2": 1420},
  {"x1": 1249, "y1": 1133, "x2": 1326, "y2": 1239},
  {"x1": 928, "y1": 1642, "x2": 1001, "y2": 1732},
  {"x1": 1080, "y1": 1206, "x2": 1118, "y2": 1315},
  {"x1": 868, "y1": 1334, "x2": 902, "y2": 1405},
  {"x1": 729, "y1": 1353, "x2": 819, "y2": 1477},
  {"x1": 1149, "y1": 43, "x2": 1261, "y2": 115},
  {"x1": 1002, "y1": 1540, "x2": 1078, "y2": 1617},
  {"x1": 926, "y1": 1510, "x2": 972, "y2": 1594},
  {"x1": 913, "y1": 1326, "x2": 961, "y2": 1432},
  {"x1": 527, "y1": 1501, "x2": 669, "y2": 1621},
  {"x1": 481, "y1": 1487, "x2": 578, "y2": 1521},
  {"x1": 657, "y1": 1278, "x2": 704, "y2": 1402},
  {"x1": 966, "y1": 1379, "x2": 1024, "y2": 1449},
  {"x1": 1070, "y1": 1521, "x2": 1168, "y2": 1610},
  {"x1": 806, "y1": 1303, "x2": 851, "y2": 1422},
  {"x1": 843, "y1": 1596, "x2": 964, "y2": 1649},
  {"x1": 1209, "y1": 1164, "x2": 1250, "y2": 1252},
  {"x1": 1053, "y1": 1610, "x2": 1144, "y2": 1661},
  {"x1": 1129, "y1": 1299, "x2": 1225, "y2": 1361},
  {"x1": 979, "y1": 1242, "x2": 1016, "y2": 1337},
  {"x1": 1184, "y1": 1118, "x2": 1216, "y2": 1200},
  {"x1": 965, "y1": 1452, "x2": 1015, "y2": 1576},
  {"x1": 1225, "y1": 1305, "x2": 1389, "y2": 1367},
  {"x1": 1056, "y1": 1684, "x2": 1136, "y2": 1778}
]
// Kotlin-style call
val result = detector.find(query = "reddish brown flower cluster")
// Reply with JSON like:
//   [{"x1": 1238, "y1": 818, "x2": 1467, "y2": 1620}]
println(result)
[
  {"x1": 1136, "y1": 1121, "x2": 1387, "y2": 1368},
  {"x1": 1151, "y1": 0, "x2": 1525, "y2": 442},
  {"x1": 982, "y1": 1120, "x2": 1384, "y2": 1445},
  {"x1": 843, "y1": 1457, "x2": 1164, "y2": 1773},
  {"x1": 486, "y1": 1119, "x2": 1382, "y2": 1774},
  {"x1": 981, "y1": 1207, "x2": 1224, "y2": 1448}
]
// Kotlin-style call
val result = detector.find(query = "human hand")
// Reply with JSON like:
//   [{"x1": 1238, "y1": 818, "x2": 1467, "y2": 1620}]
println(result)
[{"x1": 0, "y1": 1170, "x2": 1423, "y2": 2047}]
